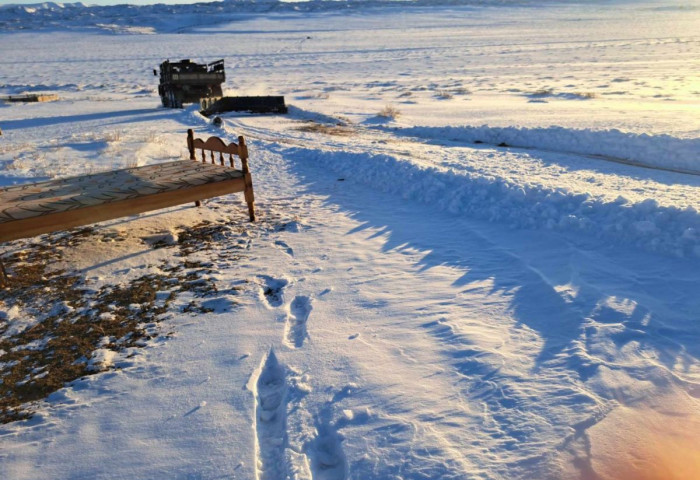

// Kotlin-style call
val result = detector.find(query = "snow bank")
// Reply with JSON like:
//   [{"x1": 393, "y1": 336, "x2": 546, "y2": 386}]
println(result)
[
  {"x1": 278, "y1": 144, "x2": 700, "y2": 258},
  {"x1": 389, "y1": 125, "x2": 700, "y2": 175}
]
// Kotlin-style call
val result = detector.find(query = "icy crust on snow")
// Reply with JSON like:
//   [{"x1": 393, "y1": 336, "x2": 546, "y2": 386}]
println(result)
[
  {"x1": 392, "y1": 125, "x2": 700, "y2": 174},
  {"x1": 278, "y1": 145, "x2": 700, "y2": 258}
]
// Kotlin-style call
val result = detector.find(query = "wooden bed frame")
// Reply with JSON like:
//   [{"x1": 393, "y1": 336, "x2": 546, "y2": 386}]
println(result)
[{"x1": 0, "y1": 129, "x2": 255, "y2": 287}]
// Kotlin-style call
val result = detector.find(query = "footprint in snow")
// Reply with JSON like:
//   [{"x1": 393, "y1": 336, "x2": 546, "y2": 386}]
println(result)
[
  {"x1": 309, "y1": 426, "x2": 346, "y2": 480},
  {"x1": 274, "y1": 240, "x2": 294, "y2": 257},
  {"x1": 253, "y1": 350, "x2": 289, "y2": 480},
  {"x1": 258, "y1": 275, "x2": 289, "y2": 308},
  {"x1": 305, "y1": 397, "x2": 348, "y2": 480},
  {"x1": 284, "y1": 295, "x2": 312, "y2": 349}
]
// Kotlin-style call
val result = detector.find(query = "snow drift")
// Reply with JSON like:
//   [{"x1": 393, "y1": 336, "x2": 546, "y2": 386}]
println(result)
[
  {"x1": 275, "y1": 142, "x2": 700, "y2": 258},
  {"x1": 390, "y1": 125, "x2": 700, "y2": 175}
]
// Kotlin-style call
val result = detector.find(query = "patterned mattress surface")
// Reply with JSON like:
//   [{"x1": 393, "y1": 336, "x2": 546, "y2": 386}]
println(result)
[{"x1": 0, "y1": 161, "x2": 243, "y2": 223}]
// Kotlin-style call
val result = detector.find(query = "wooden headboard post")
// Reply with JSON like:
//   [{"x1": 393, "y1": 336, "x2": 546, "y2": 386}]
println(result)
[
  {"x1": 186, "y1": 129, "x2": 201, "y2": 207},
  {"x1": 238, "y1": 135, "x2": 255, "y2": 222},
  {"x1": 187, "y1": 129, "x2": 196, "y2": 161},
  {"x1": 238, "y1": 135, "x2": 249, "y2": 174}
]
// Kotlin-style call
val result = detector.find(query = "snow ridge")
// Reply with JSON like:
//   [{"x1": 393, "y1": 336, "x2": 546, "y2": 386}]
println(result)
[
  {"x1": 276, "y1": 144, "x2": 700, "y2": 258},
  {"x1": 389, "y1": 125, "x2": 700, "y2": 175}
]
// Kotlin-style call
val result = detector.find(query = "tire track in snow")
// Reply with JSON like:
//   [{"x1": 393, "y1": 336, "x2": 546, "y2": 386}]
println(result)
[{"x1": 220, "y1": 107, "x2": 422, "y2": 162}]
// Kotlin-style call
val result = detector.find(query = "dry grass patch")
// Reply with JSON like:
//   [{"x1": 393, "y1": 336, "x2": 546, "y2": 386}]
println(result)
[
  {"x1": 571, "y1": 91, "x2": 598, "y2": 99},
  {"x1": 530, "y1": 87, "x2": 555, "y2": 97},
  {"x1": 0, "y1": 222, "x2": 238, "y2": 424},
  {"x1": 295, "y1": 121, "x2": 354, "y2": 136},
  {"x1": 377, "y1": 105, "x2": 401, "y2": 119},
  {"x1": 435, "y1": 89, "x2": 454, "y2": 99}
]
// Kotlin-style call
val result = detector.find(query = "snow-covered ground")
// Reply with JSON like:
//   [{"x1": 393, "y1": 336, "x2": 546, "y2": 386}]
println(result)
[{"x1": 1, "y1": 1, "x2": 699, "y2": 479}]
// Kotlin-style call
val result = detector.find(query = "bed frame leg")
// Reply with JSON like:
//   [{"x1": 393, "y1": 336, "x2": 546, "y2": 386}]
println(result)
[
  {"x1": 189, "y1": 130, "x2": 203, "y2": 209},
  {"x1": 239, "y1": 136, "x2": 256, "y2": 222},
  {"x1": 244, "y1": 175, "x2": 255, "y2": 222},
  {"x1": 0, "y1": 259, "x2": 9, "y2": 288},
  {"x1": 247, "y1": 199, "x2": 256, "y2": 222}
]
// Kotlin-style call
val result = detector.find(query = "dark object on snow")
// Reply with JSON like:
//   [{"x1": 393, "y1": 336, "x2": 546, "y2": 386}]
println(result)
[
  {"x1": 201, "y1": 96, "x2": 288, "y2": 116},
  {"x1": 156, "y1": 59, "x2": 225, "y2": 108},
  {"x1": 1, "y1": 94, "x2": 59, "y2": 103},
  {"x1": 212, "y1": 116, "x2": 223, "y2": 127},
  {"x1": 155, "y1": 58, "x2": 287, "y2": 114}
]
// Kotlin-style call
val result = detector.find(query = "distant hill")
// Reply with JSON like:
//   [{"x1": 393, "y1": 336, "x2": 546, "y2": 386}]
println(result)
[{"x1": 0, "y1": 0, "x2": 573, "y2": 33}]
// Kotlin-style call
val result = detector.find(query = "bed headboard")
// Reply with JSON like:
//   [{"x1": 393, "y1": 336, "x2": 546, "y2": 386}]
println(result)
[{"x1": 187, "y1": 128, "x2": 249, "y2": 173}]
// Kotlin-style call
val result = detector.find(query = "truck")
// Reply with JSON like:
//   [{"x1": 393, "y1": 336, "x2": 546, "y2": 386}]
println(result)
[
  {"x1": 155, "y1": 58, "x2": 287, "y2": 114},
  {"x1": 156, "y1": 58, "x2": 225, "y2": 108}
]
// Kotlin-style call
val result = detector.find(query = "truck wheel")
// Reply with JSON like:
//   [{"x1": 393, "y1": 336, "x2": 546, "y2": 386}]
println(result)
[{"x1": 162, "y1": 87, "x2": 173, "y2": 108}]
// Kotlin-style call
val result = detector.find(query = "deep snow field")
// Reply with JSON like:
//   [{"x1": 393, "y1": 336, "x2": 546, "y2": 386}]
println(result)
[{"x1": 0, "y1": 1, "x2": 699, "y2": 479}]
